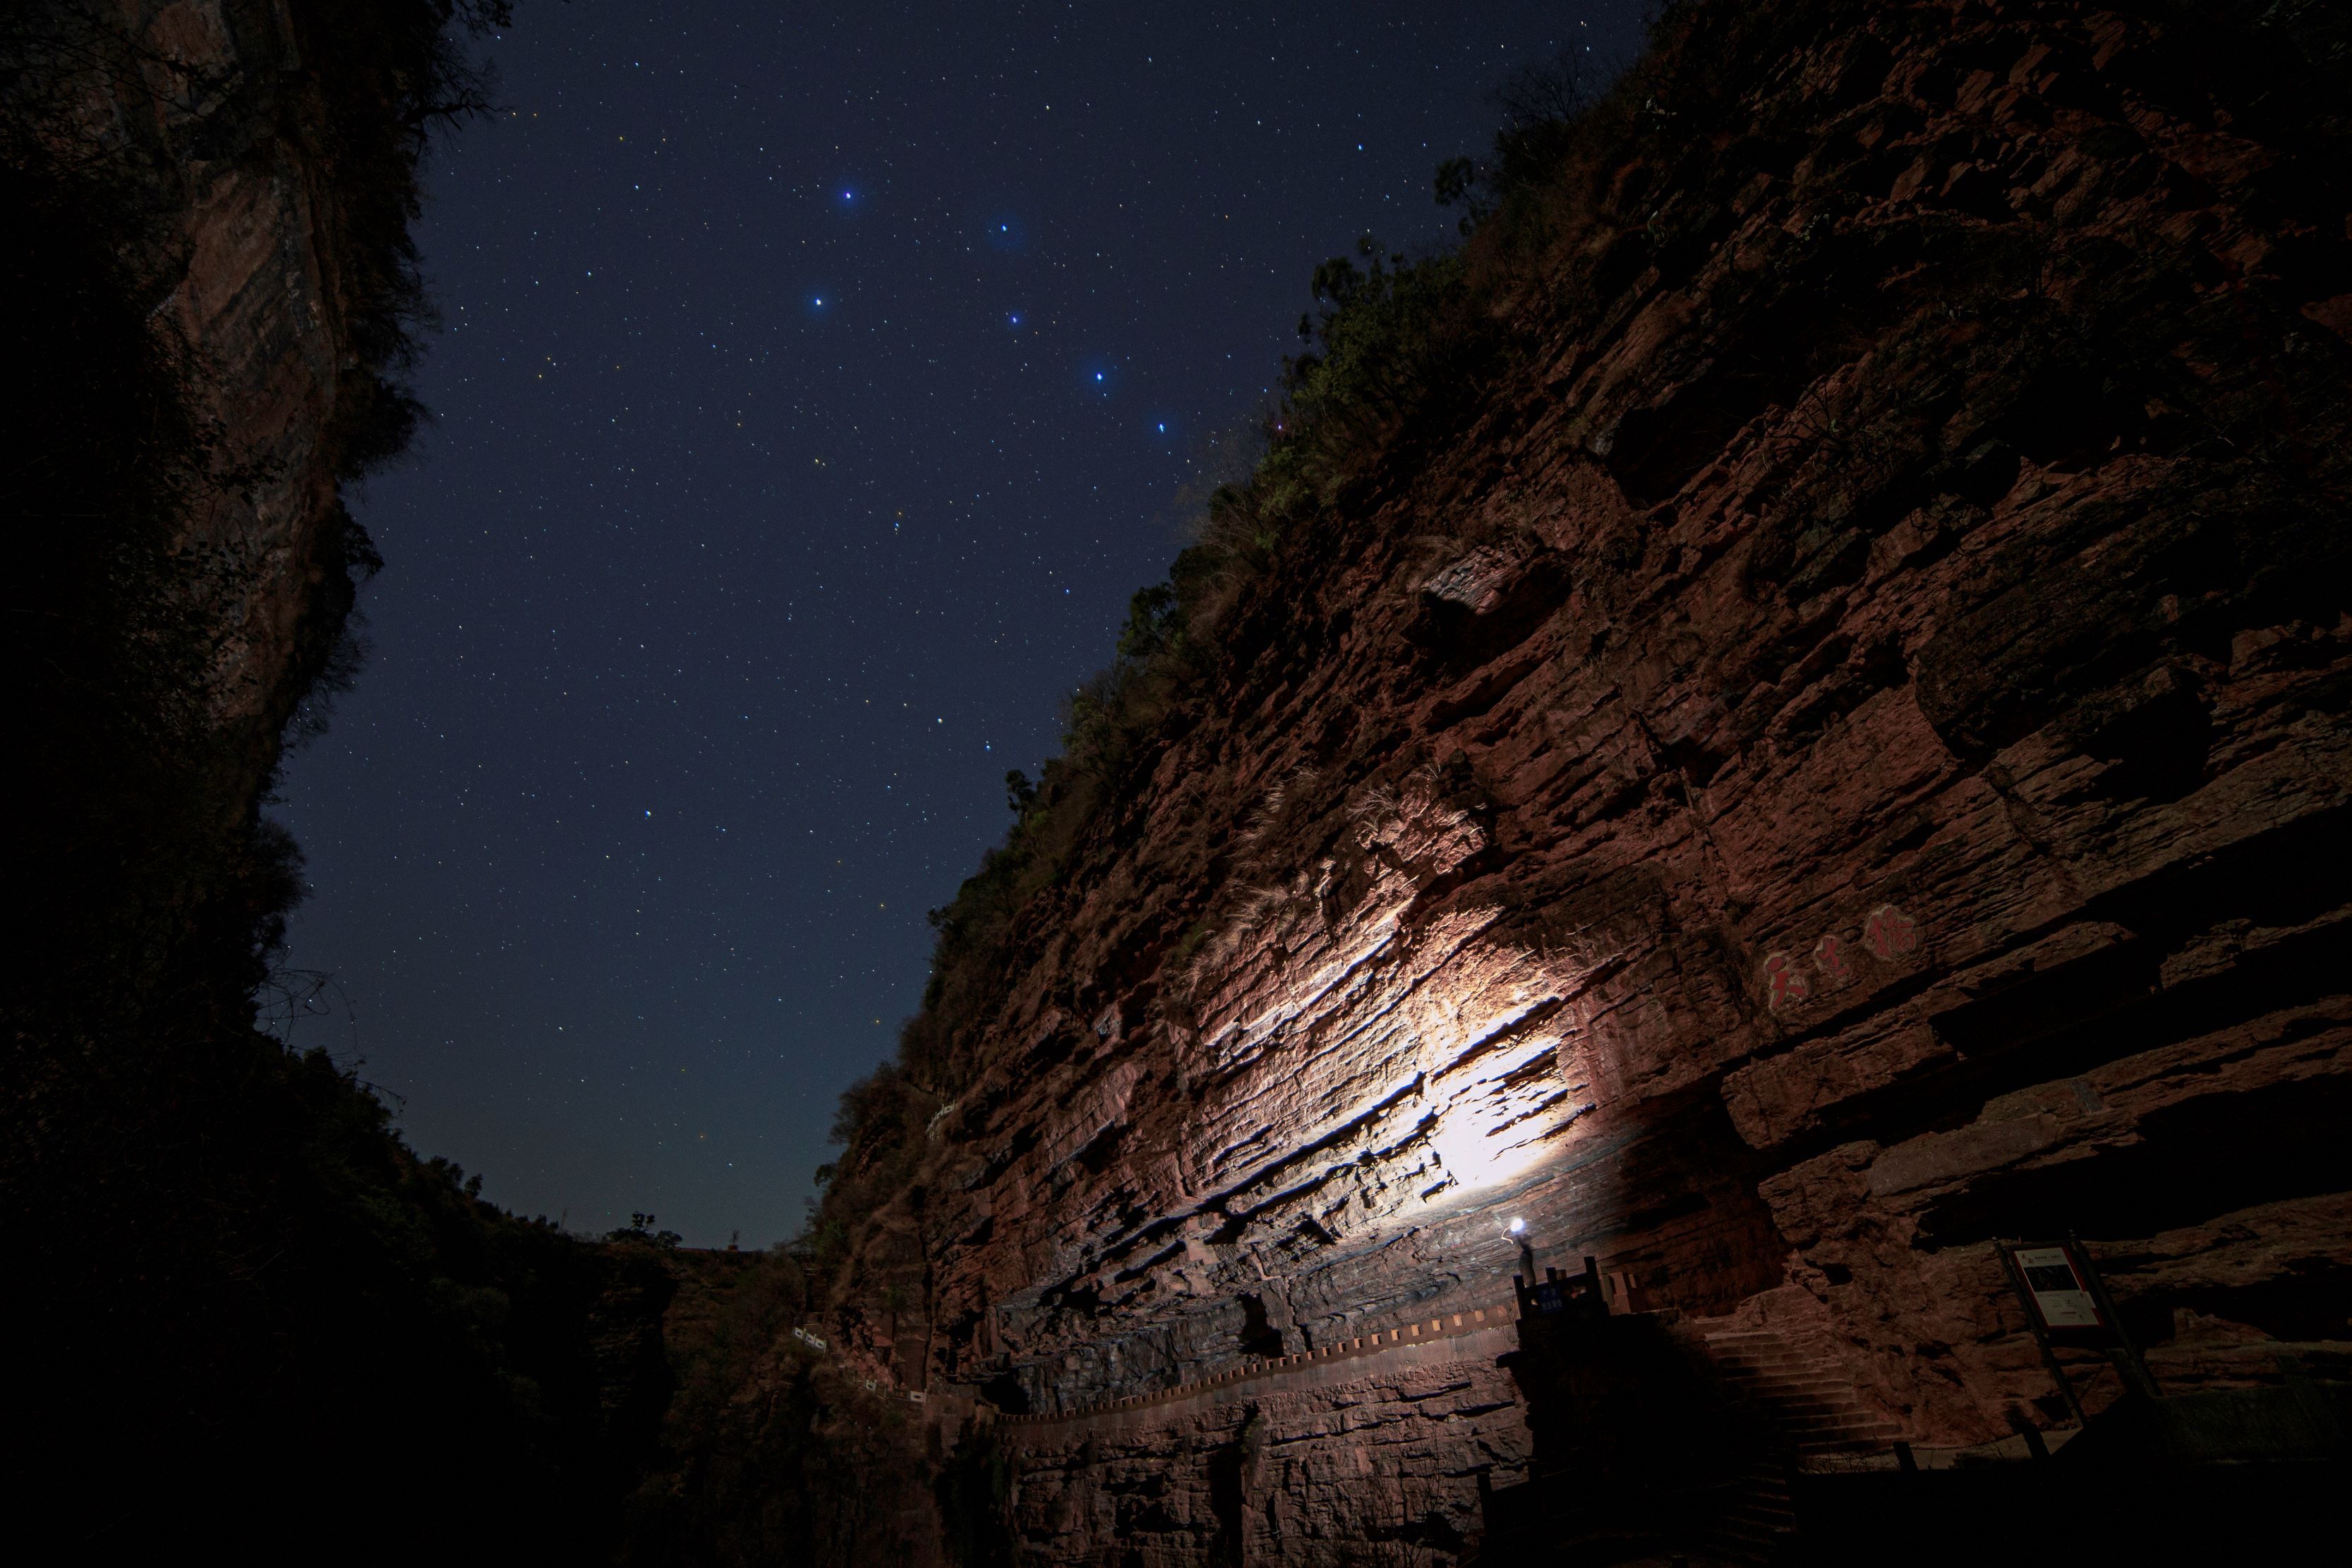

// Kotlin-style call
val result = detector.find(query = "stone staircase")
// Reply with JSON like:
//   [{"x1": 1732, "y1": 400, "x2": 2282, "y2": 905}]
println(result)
[
  {"x1": 1696, "y1": 1458, "x2": 1798, "y2": 1567},
  {"x1": 1701, "y1": 1327, "x2": 1902, "y2": 1465}
]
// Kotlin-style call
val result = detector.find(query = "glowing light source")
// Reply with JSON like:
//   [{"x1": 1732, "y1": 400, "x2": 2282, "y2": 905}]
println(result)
[
  {"x1": 1429, "y1": 1096, "x2": 1554, "y2": 1195},
  {"x1": 1507, "y1": 1217, "x2": 1526, "y2": 1236}
]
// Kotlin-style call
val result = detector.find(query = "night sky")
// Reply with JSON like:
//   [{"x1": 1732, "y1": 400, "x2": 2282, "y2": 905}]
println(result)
[{"x1": 271, "y1": 1, "x2": 1647, "y2": 1247}]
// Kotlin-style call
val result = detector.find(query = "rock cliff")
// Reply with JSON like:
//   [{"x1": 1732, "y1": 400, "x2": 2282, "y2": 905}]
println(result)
[
  {"x1": 5, "y1": 5, "x2": 675, "y2": 1555},
  {"x1": 687, "y1": 1, "x2": 2352, "y2": 1561}
]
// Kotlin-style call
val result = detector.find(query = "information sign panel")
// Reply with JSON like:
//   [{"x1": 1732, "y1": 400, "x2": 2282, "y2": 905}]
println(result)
[{"x1": 2013, "y1": 1245, "x2": 2104, "y2": 1330}]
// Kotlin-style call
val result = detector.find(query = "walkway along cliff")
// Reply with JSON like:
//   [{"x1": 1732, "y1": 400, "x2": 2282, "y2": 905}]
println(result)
[{"x1": 649, "y1": 1, "x2": 2352, "y2": 1562}]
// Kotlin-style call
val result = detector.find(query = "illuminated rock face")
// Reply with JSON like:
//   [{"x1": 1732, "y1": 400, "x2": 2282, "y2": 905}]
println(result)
[
  {"x1": 82, "y1": 0, "x2": 375, "y2": 739},
  {"x1": 839, "y1": 2, "x2": 2352, "y2": 1557}
]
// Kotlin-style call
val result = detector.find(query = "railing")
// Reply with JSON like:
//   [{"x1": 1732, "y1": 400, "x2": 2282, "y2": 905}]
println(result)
[{"x1": 996, "y1": 1297, "x2": 1527, "y2": 1429}]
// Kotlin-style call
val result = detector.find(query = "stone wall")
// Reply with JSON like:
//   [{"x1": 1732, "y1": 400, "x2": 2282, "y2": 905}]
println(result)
[{"x1": 1006, "y1": 1329, "x2": 1528, "y2": 1567}]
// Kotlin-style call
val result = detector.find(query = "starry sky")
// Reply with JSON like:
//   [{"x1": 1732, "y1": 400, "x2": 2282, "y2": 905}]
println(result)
[{"x1": 270, "y1": 1, "x2": 1647, "y2": 1247}]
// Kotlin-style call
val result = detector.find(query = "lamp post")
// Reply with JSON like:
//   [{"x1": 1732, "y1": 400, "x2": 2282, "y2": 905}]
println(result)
[{"x1": 1508, "y1": 1216, "x2": 1536, "y2": 1283}]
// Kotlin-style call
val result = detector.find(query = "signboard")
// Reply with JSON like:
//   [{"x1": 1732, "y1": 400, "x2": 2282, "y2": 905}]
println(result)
[
  {"x1": 1996, "y1": 1238, "x2": 2157, "y2": 1423},
  {"x1": 2013, "y1": 1245, "x2": 2104, "y2": 1330}
]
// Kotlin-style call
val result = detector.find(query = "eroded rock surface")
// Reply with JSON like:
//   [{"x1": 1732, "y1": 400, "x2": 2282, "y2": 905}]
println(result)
[{"x1": 790, "y1": 2, "x2": 2352, "y2": 1560}]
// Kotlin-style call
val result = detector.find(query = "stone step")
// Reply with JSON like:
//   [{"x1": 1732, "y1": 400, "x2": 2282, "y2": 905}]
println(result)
[
  {"x1": 1797, "y1": 1437, "x2": 1898, "y2": 1456},
  {"x1": 1756, "y1": 1402, "x2": 1876, "y2": 1423},
  {"x1": 1744, "y1": 1387, "x2": 1862, "y2": 1405},
  {"x1": 1718, "y1": 1362, "x2": 1846, "y2": 1382},
  {"x1": 1708, "y1": 1345, "x2": 1833, "y2": 1365},
  {"x1": 1718, "y1": 1500, "x2": 1795, "y2": 1521},
  {"x1": 1719, "y1": 1365, "x2": 1842, "y2": 1380},
  {"x1": 1762, "y1": 1406, "x2": 1875, "y2": 1424},
  {"x1": 1712, "y1": 1335, "x2": 1816, "y2": 1353},
  {"x1": 1735, "y1": 1377, "x2": 1854, "y2": 1397},
  {"x1": 1700, "y1": 1331, "x2": 1905, "y2": 1465},
  {"x1": 1741, "y1": 1387, "x2": 1860, "y2": 1405},
  {"x1": 1708, "y1": 1522, "x2": 1794, "y2": 1567}
]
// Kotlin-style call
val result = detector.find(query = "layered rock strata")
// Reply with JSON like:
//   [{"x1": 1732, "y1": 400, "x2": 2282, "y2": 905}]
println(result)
[
  {"x1": 797, "y1": 1, "x2": 2352, "y2": 1560},
  {"x1": 90, "y1": 0, "x2": 391, "y2": 736}
]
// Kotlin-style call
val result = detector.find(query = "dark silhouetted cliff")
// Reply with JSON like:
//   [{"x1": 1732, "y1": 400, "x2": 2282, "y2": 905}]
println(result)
[{"x1": 2, "y1": 4, "x2": 673, "y2": 1556}]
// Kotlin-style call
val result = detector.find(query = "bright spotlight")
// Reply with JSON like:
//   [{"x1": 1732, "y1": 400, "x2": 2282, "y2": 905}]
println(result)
[{"x1": 1507, "y1": 1217, "x2": 1526, "y2": 1235}]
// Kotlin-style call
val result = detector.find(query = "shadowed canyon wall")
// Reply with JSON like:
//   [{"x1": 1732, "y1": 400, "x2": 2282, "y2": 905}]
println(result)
[
  {"x1": 663, "y1": 2, "x2": 2352, "y2": 1562},
  {"x1": 4, "y1": 5, "x2": 677, "y2": 1556}
]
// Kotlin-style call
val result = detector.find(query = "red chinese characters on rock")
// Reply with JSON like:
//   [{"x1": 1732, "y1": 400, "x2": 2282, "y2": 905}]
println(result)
[
  {"x1": 1762, "y1": 906, "x2": 1919, "y2": 1014},
  {"x1": 1813, "y1": 932, "x2": 1850, "y2": 982},
  {"x1": 1865, "y1": 904, "x2": 1918, "y2": 961}
]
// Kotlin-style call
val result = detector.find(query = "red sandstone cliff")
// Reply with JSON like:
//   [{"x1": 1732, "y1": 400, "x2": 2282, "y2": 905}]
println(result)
[
  {"x1": 658, "y1": 2, "x2": 2352, "y2": 1562},
  {"x1": 73, "y1": 0, "x2": 428, "y2": 740}
]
